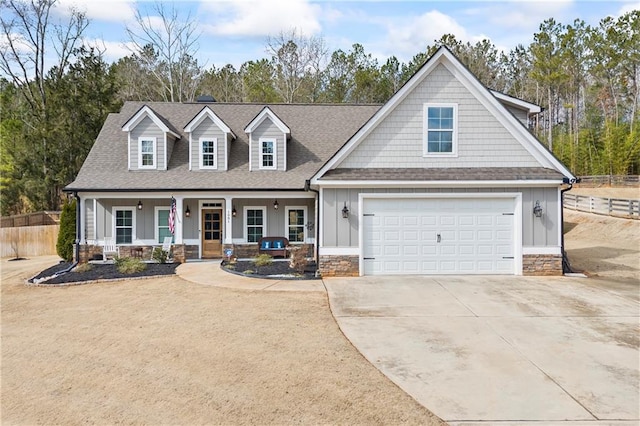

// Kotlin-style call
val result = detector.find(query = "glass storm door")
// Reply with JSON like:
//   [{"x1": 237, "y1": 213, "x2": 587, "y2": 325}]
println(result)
[{"x1": 202, "y1": 209, "x2": 223, "y2": 258}]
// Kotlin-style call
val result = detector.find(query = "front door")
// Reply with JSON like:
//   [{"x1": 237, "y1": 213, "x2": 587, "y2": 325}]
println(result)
[{"x1": 202, "y1": 208, "x2": 223, "y2": 258}]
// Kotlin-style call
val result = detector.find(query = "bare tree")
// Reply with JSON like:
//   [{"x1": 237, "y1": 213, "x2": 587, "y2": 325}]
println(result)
[
  {"x1": 0, "y1": 0, "x2": 88, "y2": 113},
  {"x1": 266, "y1": 29, "x2": 328, "y2": 103},
  {"x1": 125, "y1": 2, "x2": 203, "y2": 102}
]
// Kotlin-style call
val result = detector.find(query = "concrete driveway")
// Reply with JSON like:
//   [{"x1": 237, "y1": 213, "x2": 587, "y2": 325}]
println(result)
[{"x1": 325, "y1": 275, "x2": 639, "y2": 425}]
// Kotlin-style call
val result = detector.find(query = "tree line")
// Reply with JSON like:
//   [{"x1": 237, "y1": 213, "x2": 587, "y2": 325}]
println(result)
[{"x1": 1, "y1": 0, "x2": 638, "y2": 215}]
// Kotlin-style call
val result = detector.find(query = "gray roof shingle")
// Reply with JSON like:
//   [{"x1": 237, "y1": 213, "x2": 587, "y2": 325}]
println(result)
[
  {"x1": 66, "y1": 102, "x2": 381, "y2": 191},
  {"x1": 320, "y1": 167, "x2": 564, "y2": 181}
]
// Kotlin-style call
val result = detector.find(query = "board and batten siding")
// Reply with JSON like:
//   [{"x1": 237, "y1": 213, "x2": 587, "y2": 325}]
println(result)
[
  {"x1": 129, "y1": 116, "x2": 165, "y2": 170},
  {"x1": 338, "y1": 64, "x2": 540, "y2": 169},
  {"x1": 189, "y1": 117, "x2": 227, "y2": 170},
  {"x1": 250, "y1": 119, "x2": 285, "y2": 171},
  {"x1": 321, "y1": 187, "x2": 559, "y2": 248},
  {"x1": 95, "y1": 198, "x2": 174, "y2": 242},
  {"x1": 85, "y1": 199, "x2": 95, "y2": 241},
  {"x1": 230, "y1": 198, "x2": 314, "y2": 241}
]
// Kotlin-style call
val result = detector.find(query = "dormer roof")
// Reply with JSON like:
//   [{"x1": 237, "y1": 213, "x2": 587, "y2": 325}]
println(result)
[
  {"x1": 244, "y1": 106, "x2": 290, "y2": 135},
  {"x1": 184, "y1": 106, "x2": 237, "y2": 138},
  {"x1": 121, "y1": 105, "x2": 181, "y2": 139}
]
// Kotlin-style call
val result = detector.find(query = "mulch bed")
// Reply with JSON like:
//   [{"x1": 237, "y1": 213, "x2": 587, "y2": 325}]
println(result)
[
  {"x1": 222, "y1": 260, "x2": 318, "y2": 280},
  {"x1": 30, "y1": 262, "x2": 179, "y2": 285}
]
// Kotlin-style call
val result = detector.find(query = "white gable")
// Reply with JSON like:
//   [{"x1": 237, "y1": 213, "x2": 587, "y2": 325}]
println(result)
[
  {"x1": 184, "y1": 106, "x2": 236, "y2": 138},
  {"x1": 244, "y1": 107, "x2": 290, "y2": 134},
  {"x1": 338, "y1": 64, "x2": 540, "y2": 169},
  {"x1": 121, "y1": 105, "x2": 180, "y2": 139},
  {"x1": 312, "y1": 47, "x2": 574, "y2": 183}
]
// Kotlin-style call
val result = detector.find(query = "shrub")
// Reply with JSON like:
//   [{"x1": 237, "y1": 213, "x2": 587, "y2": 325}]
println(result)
[
  {"x1": 73, "y1": 263, "x2": 93, "y2": 273},
  {"x1": 56, "y1": 199, "x2": 76, "y2": 262},
  {"x1": 115, "y1": 257, "x2": 146, "y2": 274},
  {"x1": 152, "y1": 247, "x2": 168, "y2": 264},
  {"x1": 253, "y1": 253, "x2": 273, "y2": 274}
]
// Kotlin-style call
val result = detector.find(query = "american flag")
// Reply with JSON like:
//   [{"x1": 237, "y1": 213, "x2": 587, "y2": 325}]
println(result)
[{"x1": 168, "y1": 197, "x2": 176, "y2": 235}]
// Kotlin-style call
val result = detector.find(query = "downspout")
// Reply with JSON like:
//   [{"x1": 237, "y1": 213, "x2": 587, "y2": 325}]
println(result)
[
  {"x1": 560, "y1": 177, "x2": 580, "y2": 273},
  {"x1": 74, "y1": 191, "x2": 81, "y2": 264},
  {"x1": 304, "y1": 179, "x2": 320, "y2": 267}
]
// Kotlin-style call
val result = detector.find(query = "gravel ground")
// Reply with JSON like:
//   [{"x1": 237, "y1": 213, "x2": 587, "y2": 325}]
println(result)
[{"x1": 34, "y1": 262, "x2": 180, "y2": 284}]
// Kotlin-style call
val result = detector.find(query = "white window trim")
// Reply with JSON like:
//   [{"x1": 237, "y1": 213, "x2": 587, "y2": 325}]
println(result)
[
  {"x1": 285, "y1": 206, "x2": 307, "y2": 243},
  {"x1": 199, "y1": 137, "x2": 218, "y2": 170},
  {"x1": 243, "y1": 206, "x2": 267, "y2": 243},
  {"x1": 423, "y1": 103, "x2": 458, "y2": 157},
  {"x1": 258, "y1": 137, "x2": 277, "y2": 170},
  {"x1": 113, "y1": 206, "x2": 136, "y2": 245},
  {"x1": 138, "y1": 136, "x2": 157, "y2": 169},
  {"x1": 154, "y1": 206, "x2": 171, "y2": 244}
]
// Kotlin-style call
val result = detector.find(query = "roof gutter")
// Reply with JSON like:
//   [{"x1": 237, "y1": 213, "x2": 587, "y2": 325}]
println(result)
[{"x1": 560, "y1": 176, "x2": 580, "y2": 273}]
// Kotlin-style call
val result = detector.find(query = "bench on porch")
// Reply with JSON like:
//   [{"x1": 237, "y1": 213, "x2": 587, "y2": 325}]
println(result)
[{"x1": 258, "y1": 236, "x2": 290, "y2": 258}]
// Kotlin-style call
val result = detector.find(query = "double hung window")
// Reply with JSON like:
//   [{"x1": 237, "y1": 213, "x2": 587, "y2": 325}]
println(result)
[
  {"x1": 114, "y1": 209, "x2": 134, "y2": 244},
  {"x1": 138, "y1": 137, "x2": 156, "y2": 168},
  {"x1": 245, "y1": 207, "x2": 266, "y2": 243},
  {"x1": 424, "y1": 104, "x2": 457, "y2": 156},
  {"x1": 259, "y1": 138, "x2": 276, "y2": 169},
  {"x1": 200, "y1": 138, "x2": 217, "y2": 169}
]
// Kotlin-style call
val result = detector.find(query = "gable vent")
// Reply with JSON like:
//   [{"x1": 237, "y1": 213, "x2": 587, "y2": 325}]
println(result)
[{"x1": 196, "y1": 95, "x2": 216, "y2": 103}]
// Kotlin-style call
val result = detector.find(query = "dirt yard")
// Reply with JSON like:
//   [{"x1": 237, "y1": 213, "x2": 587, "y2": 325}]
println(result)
[
  {"x1": 1, "y1": 257, "x2": 444, "y2": 425},
  {"x1": 564, "y1": 185, "x2": 640, "y2": 287}
]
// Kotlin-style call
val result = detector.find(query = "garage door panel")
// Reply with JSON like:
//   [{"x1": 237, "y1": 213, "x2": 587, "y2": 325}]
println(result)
[{"x1": 363, "y1": 197, "x2": 516, "y2": 275}]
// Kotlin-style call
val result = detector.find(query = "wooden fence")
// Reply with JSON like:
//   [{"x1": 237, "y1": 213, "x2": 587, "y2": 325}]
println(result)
[
  {"x1": 577, "y1": 175, "x2": 639, "y2": 187},
  {"x1": 0, "y1": 225, "x2": 60, "y2": 258},
  {"x1": 1, "y1": 211, "x2": 60, "y2": 228},
  {"x1": 563, "y1": 193, "x2": 640, "y2": 219}
]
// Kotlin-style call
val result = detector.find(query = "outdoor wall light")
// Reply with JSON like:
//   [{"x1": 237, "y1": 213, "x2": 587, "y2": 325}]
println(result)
[
  {"x1": 185, "y1": 205, "x2": 191, "y2": 218},
  {"x1": 342, "y1": 202, "x2": 349, "y2": 219},
  {"x1": 232, "y1": 206, "x2": 237, "y2": 217},
  {"x1": 533, "y1": 200, "x2": 543, "y2": 218},
  {"x1": 273, "y1": 199, "x2": 279, "y2": 210},
  {"x1": 137, "y1": 200, "x2": 143, "y2": 210}
]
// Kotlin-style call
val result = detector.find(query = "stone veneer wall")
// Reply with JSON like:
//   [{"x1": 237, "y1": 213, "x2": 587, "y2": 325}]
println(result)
[
  {"x1": 75, "y1": 244, "x2": 195, "y2": 263},
  {"x1": 522, "y1": 254, "x2": 563, "y2": 276},
  {"x1": 319, "y1": 255, "x2": 359, "y2": 277}
]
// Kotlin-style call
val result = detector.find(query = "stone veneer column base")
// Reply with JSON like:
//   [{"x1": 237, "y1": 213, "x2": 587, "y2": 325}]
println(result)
[
  {"x1": 523, "y1": 254, "x2": 563, "y2": 276},
  {"x1": 319, "y1": 255, "x2": 359, "y2": 277}
]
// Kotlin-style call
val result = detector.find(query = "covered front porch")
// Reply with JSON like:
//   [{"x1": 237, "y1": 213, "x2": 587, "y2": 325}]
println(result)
[{"x1": 75, "y1": 191, "x2": 317, "y2": 263}]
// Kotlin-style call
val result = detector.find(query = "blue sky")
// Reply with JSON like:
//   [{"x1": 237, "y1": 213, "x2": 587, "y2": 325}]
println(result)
[{"x1": 53, "y1": 0, "x2": 639, "y2": 69}]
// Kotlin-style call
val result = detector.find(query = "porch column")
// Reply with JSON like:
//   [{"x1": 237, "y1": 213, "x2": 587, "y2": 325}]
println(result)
[
  {"x1": 174, "y1": 196, "x2": 183, "y2": 244},
  {"x1": 224, "y1": 196, "x2": 233, "y2": 244}
]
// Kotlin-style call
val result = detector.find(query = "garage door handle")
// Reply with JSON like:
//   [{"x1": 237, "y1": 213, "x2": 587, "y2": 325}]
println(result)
[{"x1": 437, "y1": 234, "x2": 441, "y2": 243}]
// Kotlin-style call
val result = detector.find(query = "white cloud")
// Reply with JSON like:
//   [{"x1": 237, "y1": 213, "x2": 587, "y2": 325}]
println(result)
[
  {"x1": 199, "y1": 0, "x2": 322, "y2": 37},
  {"x1": 617, "y1": 1, "x2": 640, "y2": 16},
  {"x1": 55, "y1": 0, "x2": 136, "y2": 23},
  {"x1": 85, "y1": 39, "x2": 136, "y2": 63},
  {"x1": 381, "y1": 10, "x2": 471, "y2": 58}
]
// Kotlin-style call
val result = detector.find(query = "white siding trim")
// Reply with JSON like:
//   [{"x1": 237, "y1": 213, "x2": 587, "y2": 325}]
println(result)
[
  {"x1": 319, "y1": 187, "x2": 324, "y2": 249},
  {"x1": 248, "y1": 134, "x2": 252, "y2": 170},
  {"x1": 523, "y1": 246, "x2": 562, "y2": 255},
  {"x1": 224, "y1": 133, "x2": 229, "y2": 170},
  {"x1": 318, "y1": 180, "x2": 563, "y2": 188},
  {"x1": 183, "y1": 106, "x2": 235, "y2": 137},
  {"x1": 93, "y1": 199, "x2": 97, "y2": 241},
  {"x1": 122, "y1": 105, "x2": 180, "y2": 138},
  {"x1": 127, "y1": 133, "x2": 131, "y2": 170},
  {"x1": 188, "y1": 133, "x2": 192, "y2": 171},
  {"x1": 244, "y1": 107, "x2": 290, "y2": 134},
  {"x1": 163, "y1": 133, "x2": 168, "y2": 170}
]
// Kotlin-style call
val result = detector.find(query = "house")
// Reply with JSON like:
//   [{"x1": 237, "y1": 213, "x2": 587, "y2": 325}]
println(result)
[{"x1": 65, "y1": 47, "x2": 576, "y2": 276}]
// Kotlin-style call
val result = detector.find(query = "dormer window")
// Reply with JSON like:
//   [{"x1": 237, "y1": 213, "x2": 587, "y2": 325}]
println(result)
[
  {"x1": 138, "y1": 137, "x2": 156, "y2": 168},
  {"x1": 199, "y1": 138, "x2": 217, "y2": 169},
  {"x1": 259, "y1": 138, "x2": 276, "y2": 169}
]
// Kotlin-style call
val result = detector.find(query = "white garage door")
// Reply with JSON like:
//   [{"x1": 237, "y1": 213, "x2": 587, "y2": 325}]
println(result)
[{"x1": 362, "y1": 197, "x2": 515, "y2": 275}]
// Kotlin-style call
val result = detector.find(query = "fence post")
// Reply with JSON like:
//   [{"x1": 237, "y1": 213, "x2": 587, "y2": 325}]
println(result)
[{"x1": 608, "y1": 198, "x2": 612, "y2": 215}]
